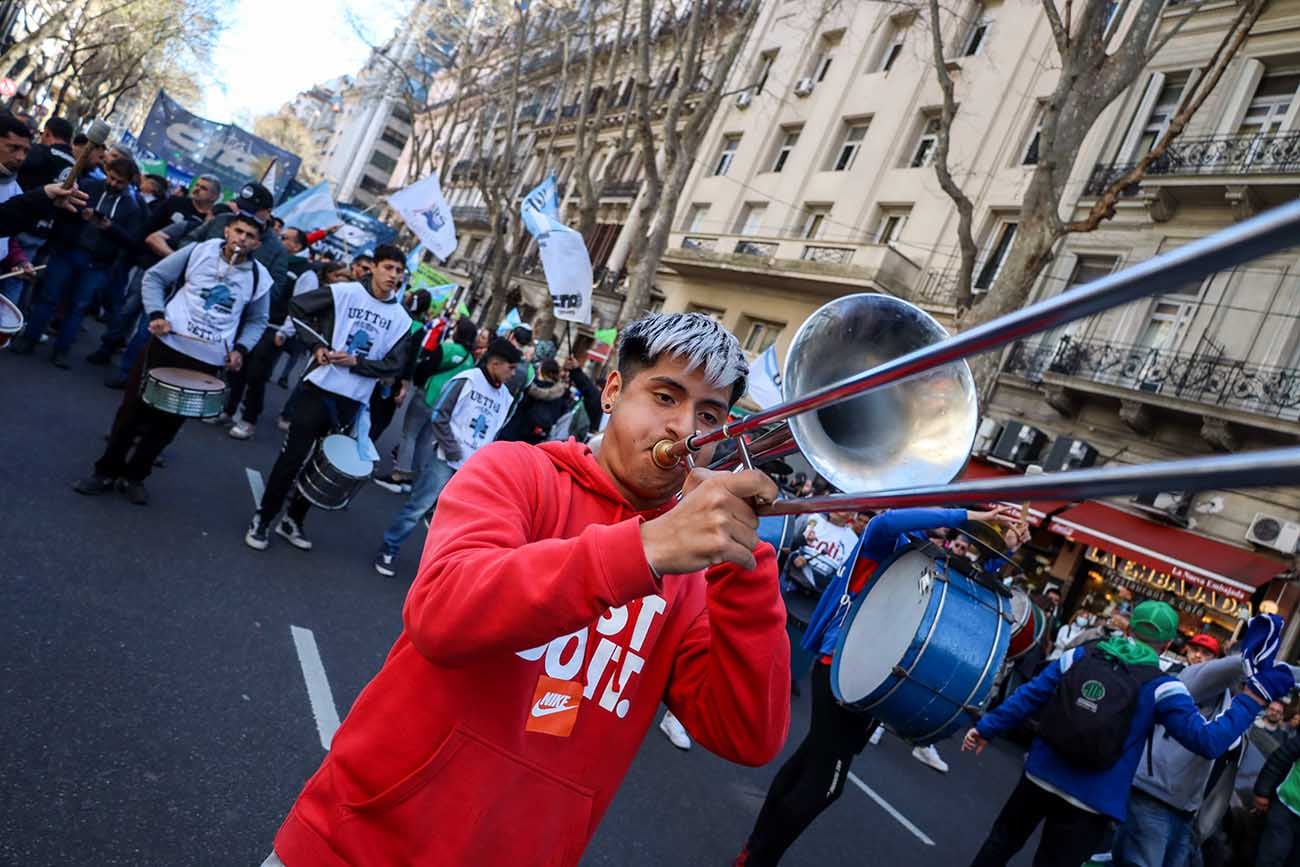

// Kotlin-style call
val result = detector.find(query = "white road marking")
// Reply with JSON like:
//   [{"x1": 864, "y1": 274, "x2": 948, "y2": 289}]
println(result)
[
  {"x1": 848, "y1": 771, "x2": 935, "y2": 846},
  {"x1": 245, "y1": 467, "x2": 264, "y2": 507},
  {"x1": 290, "y1": 626, "x2": 341, "y2": 750}
]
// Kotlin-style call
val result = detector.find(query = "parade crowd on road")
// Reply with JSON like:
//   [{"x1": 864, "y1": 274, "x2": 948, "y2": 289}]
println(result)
[{"x1": 5, "y1": 111, "x2": 1300, "y2": 867}]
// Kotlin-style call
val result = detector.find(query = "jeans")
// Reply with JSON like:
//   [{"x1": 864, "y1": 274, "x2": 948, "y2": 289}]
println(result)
[
  {"x1": 394, "y1": 392, "x2": 432, "y2": 474},
  {"x1": 96, "y1": 267, "x2": 145, "y2": 353},
  {"x1": 1111, "y1": 788, "x2": 1195, "y2": 867},
  {"x1": 969, "y1": 774, "x2": 1112, "y2": 867},
  {"x1": 257, "y1": 382, "x2": 361, "y2": 527},
  {"x1": 22, "y1": 247, "x2": 115, "y2": 355},
  {"x1": 1258, "y1": 800, "x2": 1300, "y2": 867},
  {"x1": 381, "y1": 445, "x2": 456, "y2": 556}
]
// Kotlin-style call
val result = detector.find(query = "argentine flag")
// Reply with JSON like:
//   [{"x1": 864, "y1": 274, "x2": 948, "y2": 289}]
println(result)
[{"x1": 275, "y1": 181, "x2": 341, "y2": 232}]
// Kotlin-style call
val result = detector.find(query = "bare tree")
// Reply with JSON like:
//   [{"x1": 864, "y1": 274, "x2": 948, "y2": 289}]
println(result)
[{"x1": 924, "y1": 0, "x2": 1270, "y2": 387}]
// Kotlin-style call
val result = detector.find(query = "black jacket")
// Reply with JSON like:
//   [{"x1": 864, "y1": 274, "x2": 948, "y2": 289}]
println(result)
[
  {"x1": 17, "y1": 142, "x2": 75, "y2": 191},
  {"x1": 289, "y1": 283, "x2": 417, "y2": 382},
  {"x1": 497, "y1": 378, "x2": 572, "y2": 444},
  {"x1": 50, "y1": 178, "x2": 143, "y2": 264},
  {"x1": 1256, "y1": 731, "x2": 1300, "y2": 797}
]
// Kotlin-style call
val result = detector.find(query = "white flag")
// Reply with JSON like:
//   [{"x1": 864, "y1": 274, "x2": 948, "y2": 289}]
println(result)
[
  {"x1": 274, "y1": 181, "x2": 341, "y2": 232},
  {"x1": 388, "y1": 173, "x2": 458, "y2": 260},
  {"x1": 537, "y1": 223, "x2": 593, "y2": 324},
  {"x1": 746, "y1": 345, "x2": 784, "y2": 409}
]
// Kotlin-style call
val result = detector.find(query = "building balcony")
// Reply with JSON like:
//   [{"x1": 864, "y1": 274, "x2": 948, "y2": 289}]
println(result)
[
  {"x1": 1082, "y1": 131, "x2": 1300, "y2": 218},
  {"x1": 600, "y1": 179, "x2": 640, "y2": 199},
  {"x1": 1005, "y1": 336, "x2": 1300, "y2": 432},
  {"x1": 451, "y1": 205, "x2": 490, "y2": 227}
]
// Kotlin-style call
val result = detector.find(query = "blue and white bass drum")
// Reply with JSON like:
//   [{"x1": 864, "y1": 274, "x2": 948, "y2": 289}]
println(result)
[{"x1": 831, "y1": 542, "x2": 1013, "y2": 744}]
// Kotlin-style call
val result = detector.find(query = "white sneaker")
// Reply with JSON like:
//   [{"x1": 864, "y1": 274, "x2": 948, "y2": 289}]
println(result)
[
  {"x1": 204, "y1": 411, "x2": 233, "y2": 426},
  {"x1": 276, "y1": 517, "x2": 313, "y2": 551},
  {"x1": 229, "y1": 420, "x2": 255, "y2": 440},
  {"x1": 869, "y1": 726, "x2": 884, "y2": 746},
  {"x1": 911, "y1": 744, "x2": 949, "y2": 773},
  {"x1": 659, "y1": 711, "x2": 692, "y2": 750}
]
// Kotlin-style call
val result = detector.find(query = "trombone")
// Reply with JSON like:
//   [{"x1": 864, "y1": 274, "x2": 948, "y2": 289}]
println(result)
[{"x1": 654, "y1": 197, "x2": 1300, "y2": 514}]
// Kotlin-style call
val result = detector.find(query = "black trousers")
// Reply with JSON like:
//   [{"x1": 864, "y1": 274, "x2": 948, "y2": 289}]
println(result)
[
  {"x1": 744, "y1": 662, "x2": 876, "y2": 865},
  {"x1": 368, "y1": 384, "x2": 399, "y2": 444},
  {"x1": 256, "y1": 382, "x2": 360, "y2": 527},
  {"x1": 224, "y1": 330, "x2": 281, "y2": 424},
  {"x1": 1257, "y1": 799, "x2": 1300, "y2": 867},
  {"x1": 968, "y1": 774, "x2": 1112, "y2": 867},
  {"x1": 95, "y1": 339, "x2": 221, "y2": 482}
]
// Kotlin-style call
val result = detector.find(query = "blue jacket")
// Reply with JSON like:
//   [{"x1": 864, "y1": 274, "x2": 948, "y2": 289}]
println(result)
[
  {"x1": 801, "y1": 507, "x2": 967, "y2": 657},
  {"x1": 977, "y1": 646, "x2": 1264, "y2": 820}
]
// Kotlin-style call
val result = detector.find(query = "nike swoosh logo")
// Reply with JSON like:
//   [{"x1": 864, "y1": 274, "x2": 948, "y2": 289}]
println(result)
[{"x1": 531, "y1": 700, "x2": 577, "y2": 718}]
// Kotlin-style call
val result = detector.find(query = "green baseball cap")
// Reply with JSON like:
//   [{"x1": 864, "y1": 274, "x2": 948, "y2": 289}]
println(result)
[{"x1": 1131, "y1": 600, "x2": 1179, "y2": 643}]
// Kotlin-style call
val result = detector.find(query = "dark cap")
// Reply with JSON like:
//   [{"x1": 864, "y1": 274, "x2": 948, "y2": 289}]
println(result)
[
  {"x1": 484, "y1": 337, "x2": 523, "y2": 365},
  {"x1": 234, "y1": 182, "x2": 274, "y2": 215}
]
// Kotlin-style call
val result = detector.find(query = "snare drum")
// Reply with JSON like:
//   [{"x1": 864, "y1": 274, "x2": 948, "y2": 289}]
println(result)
[
  {"x1": 0, "y1": 293, "x2": 22, "y2": 348},
  {"x1": 1006, "y1": 587, "x2": 1047, "y2": 661},
  {"x1": 141, "y1": 367, "x2": 228, "y2": 418},
  {"x1": 831, "y1": 543, "x2": 1012, "y2": 744},
  {"x1": 294, "y1": 434, "x2": 374, "y2": 510}
]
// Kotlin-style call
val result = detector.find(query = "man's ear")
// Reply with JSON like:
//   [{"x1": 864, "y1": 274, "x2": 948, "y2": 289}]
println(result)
[{"x1": 601, "y1": 370, "x2": 623, "y2": 410}]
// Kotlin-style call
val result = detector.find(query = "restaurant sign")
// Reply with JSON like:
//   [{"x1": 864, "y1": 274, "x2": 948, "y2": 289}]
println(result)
[{"x1": 1084, "y1": 546, "x2": 1252, "y2": 617}]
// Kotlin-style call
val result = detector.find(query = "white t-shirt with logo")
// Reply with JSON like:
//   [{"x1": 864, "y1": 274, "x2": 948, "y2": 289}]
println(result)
[
  {"x1": 159, "y1": 239, "x2": 271, "y2": 366},
  {"x1": 440, "y1": 367, "x2": 512, "y2": 469},
  {"x1": 801, "y1": 516, "x2": 860, "y2": 572},
  {"x1": 304, "y1": 281, "x2": 412, "y2": 403}
]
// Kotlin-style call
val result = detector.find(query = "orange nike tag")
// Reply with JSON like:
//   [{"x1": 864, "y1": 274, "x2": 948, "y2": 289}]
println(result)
[{"x1": 525, "y1": 675, "x2": 583, "y2": 737}]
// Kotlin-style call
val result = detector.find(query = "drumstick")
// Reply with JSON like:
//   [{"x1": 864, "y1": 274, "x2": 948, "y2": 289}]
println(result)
[
  {"x1": 291, "y1": 317, "x2": 330, "y2": 348},
  {"x1": 166, "y1": 331, "x2": 215, "y2": 344},
  {"x1": 0, "y1": 264, "x2": 45, "y2": 281}
]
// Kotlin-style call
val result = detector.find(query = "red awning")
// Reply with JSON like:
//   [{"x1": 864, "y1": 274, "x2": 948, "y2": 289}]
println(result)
[
  {"x1": 1047, "y1": 500, "x2": 1285, "y2": 602},
  {"x1": 958, "y1": 459, "x2": 1074, "y2": 526}
]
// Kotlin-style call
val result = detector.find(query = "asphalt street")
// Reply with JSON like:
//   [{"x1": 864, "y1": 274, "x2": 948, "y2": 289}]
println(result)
[{"x1": 1, "y1": 322, "x2": 1041, "y2": 867}]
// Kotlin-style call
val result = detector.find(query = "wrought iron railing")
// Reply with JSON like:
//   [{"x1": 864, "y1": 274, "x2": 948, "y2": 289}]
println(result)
[
  {"x1": 600, "y1": 179, "x2": 640, "y2": 198},
  {"x1": 452, "y1": 205, "x2": 490, "y2": 226},
  {"x1": 800, "y1": 245, "x2": 854, "y2": 264},
  {"x1": 1005, "y1": 336, "x2": 1300, "y2": 419},
  {"x1": 681, "y1": 236, "x2": 717, "y2": 251},
  {"x1": 734, "y1": 240, "x2": 778, "y2": 257},
  {"x1": 915, "y1": 269, "x2": 962, "y2": 306},
  {"x1": 1083, "y1": 131, "x2": 1300, "y2": 196}
]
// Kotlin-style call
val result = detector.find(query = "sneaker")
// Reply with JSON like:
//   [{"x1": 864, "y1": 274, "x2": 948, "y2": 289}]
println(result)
[
  {"x1": 72, "y1": 474, "x2": 116, "y2": 495},
  {"x1": 374, "y1": 551, "x2": 397, "y2": 577},
  {"x1": 277, "y1": 416, "x2": 291, "y2": 432},
  {"x1": 203, "y1": 411, "x2": 234, "y2": 426},
  {"x1": 911, "y1": 744, "x2": 949, "y2": 773},
  {"x1": 659, "y1": 711, "x2": 692, "y2": 751},
  {"x1": 117, "y1": 479, "x2": 149, "y2": 506},
  {"x1": 869, "y1": 725, "x2": 884, "y2": 746},
  {"x1": 245, "y1": 515, "x2": 270, "y2": 550},
  {"x1": 86, "y1": 348, "x2": 112, "y2": 365},
  {"x1": 276, "y1": 517, "x2": 313, "y2": 551},
  {"x1": 228, "y1": 420, "x2": 255, "y2": 440},
  {"x1": 371, "y1": 473, "x2": 410, "y2": 494},
  {"x1": 51, "y1": 352, "x2": 69, "y2": 369}
]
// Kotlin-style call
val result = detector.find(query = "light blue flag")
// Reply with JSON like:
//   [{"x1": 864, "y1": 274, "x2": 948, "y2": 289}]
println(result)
[
  {"x1": 520, "y1": 176, "x2": 560, "y2": 238},
  {"x1": 497, "y1": 307, "x2": 523, "y2": 335},
  {"x1": 746, "y1": 344, "x2": 784, "y2": 409},
  {"x1": 274, "y1": 181, "x2": 341, "y2": 232},
  {"x1": 407, "y1": 243, "x2": 425, "y2": 273}
]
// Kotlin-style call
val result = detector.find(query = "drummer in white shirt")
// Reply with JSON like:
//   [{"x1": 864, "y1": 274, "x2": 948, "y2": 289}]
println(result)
[
  {"x1": 73, "y1": 214, "x2": 270, "y2": 506},
  {"x1": 245, "y1": 244, "x2": 416, "y2": 553}
]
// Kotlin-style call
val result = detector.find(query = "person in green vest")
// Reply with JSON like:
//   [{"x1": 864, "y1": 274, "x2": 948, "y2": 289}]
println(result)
[
  {"x1": 1253, "y1": 722, "x2": 1300, "y2": 866},
  {"x1": 374, "y1": 316, "x2": 478, "y2": 493}
]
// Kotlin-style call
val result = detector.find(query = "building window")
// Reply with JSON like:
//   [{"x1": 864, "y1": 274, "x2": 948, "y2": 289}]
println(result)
[
  {"x1": 1132, "y1": 71, "x2": 1190, "y2": 157},
  {"x1": 739, "y1": 315, "x2": 784, "y2": 354},
  {"x1": 369, "y1": 150, "x2": 398, "y2": 174},
  {"x1": 909, "y1": 114, "x2": 941, "y2": 167},
  {"x1": 465, "y1": 236, "x2": 483, "y2": 261},
  {"x1": 380, "y1": 127, "x2": 407, "y2": 149},
  {"x1": 714, "y1": 134, "x2": 741, "y2": 176},
  {"x1": 683, "y1": 202, "x2": 711, "y2": 232},
  {"x1": 875, "y1": 205, "x2": 912, "y2": 244},
  {"x1": 1239, "y1": 71, "x2": 1300, "y2": 137},
  {"x1": 735, "y1": 201, "x2": 768, "y2": 235},
  {"x1": 1021, "y1": 102, "x2": 1045, "y2": 166},
  {"x1": 974, "y1": 221, "x2": 1017, "y2": 291},
  {"x1": 831, "y1": 121, "x2": 869, "y2": 171},
  {"x1": 754, "y1": 49, "x2": 778, "y2": 93},
  {"x1": 686, "y1": 303, "x2": 726, "y2": 321},
  {"x1": 770, "y1": 126, "x2": 801, "y2": 172},
  {"x1": 800, "y1": 204, "x2": 831, "y2": 240},
  {"x1": 358, "y1": 174, "x2": 388, "y2": 196},
  {"x1": 874, "y1": 18, "x2": 910, "y2": 72},
  {"x1": 808, "y1": 31, "x2": 842, "y2": 83},
  {"x1": 961, "y1": 9, "x2": 993, "y2": 57}
]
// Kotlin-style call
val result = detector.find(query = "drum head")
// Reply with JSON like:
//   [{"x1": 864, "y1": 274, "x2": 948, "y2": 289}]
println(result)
[
  {"x1": 0, "y1": 293, "x2": 21, "y2": 333},
  {"x1": 1009, "y1": 587, "x2": 1033, "y2": 631},
  {"x1": 320, "y1": 434, "x2": 375, "y2": 477},
  {"x1": 150, "y1": 366, "x2": 225, "y2": 391},
  {"x1": 833, "y1": 547, "x2": 935, "y2": 705}
]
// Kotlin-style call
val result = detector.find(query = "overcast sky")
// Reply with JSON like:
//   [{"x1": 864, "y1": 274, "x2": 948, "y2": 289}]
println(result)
[{"x1": 201, "y1": 0, "x2": 406, "y2": 126}]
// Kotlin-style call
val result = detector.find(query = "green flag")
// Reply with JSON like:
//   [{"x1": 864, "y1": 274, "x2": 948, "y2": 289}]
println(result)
[{"x1": 594, "y1": 327, "x2": 618, "y2": 345}]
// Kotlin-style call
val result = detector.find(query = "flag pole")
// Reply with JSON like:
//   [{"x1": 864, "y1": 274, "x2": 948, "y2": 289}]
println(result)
[{"x1": 259, "y1": 158, "x2": 277, "y2": 185}]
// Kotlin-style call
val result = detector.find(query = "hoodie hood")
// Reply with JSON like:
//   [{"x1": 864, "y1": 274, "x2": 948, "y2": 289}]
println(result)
[
  {"x1": 527, "y1": 378, "x2": 569, "y2": 402},
  {"x1": 537, "y1": 439, "x2": 675, "y2": 519}
]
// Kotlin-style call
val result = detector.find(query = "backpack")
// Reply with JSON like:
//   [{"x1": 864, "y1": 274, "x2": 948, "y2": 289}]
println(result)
[{"x1": 1036, "y1": 643, "x2": 1164, "y2": 771}]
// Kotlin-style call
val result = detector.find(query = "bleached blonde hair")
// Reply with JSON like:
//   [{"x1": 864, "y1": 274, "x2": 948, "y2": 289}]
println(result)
[{"x1": 617, "y1": 312, "x2": 749, "y2": 405}]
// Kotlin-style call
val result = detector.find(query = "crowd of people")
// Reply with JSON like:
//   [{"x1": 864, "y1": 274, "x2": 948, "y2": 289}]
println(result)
[{"x1": 4, "y1": 112, "x2": 1300, "y2": 867}]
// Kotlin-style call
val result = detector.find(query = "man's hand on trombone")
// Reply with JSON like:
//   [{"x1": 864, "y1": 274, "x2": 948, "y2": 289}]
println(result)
[{"x1": 640, "y1": 468, "x2": 778, "y2": 575}]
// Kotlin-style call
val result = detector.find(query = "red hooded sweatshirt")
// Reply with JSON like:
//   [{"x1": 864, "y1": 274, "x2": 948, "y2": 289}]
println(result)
[{"x1": 273, "y1": 440, "x2": 791, "y2": 867}]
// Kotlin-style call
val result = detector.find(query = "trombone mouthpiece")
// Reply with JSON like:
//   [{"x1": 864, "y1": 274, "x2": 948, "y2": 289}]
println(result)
[{"x1": 652, "y1": 439, "x2": 684, "y2": 470}]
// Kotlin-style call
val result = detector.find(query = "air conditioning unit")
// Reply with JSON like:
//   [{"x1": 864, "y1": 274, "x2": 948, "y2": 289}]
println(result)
[
  {"x1": 989, "y1": 421, "x2": 1047, "y2": 467},
  {"x1": 972, "y1": 418, "x2": 1003, "y2": 456},
  {"x1": 793, "y1": 77, "x2": 816, "y2": 97},
  {"x1": 735, "y1": 90, "x2": 753, "y2": 109},
  {"x1": 1041, "y1": 436, "x2": 1098, "y2": 473},
  {"x1": 1246, "y1": 512, "x2": 1300, "y2": 554},
  {"x1": 1132, "y1": 490, "x2": 1194, "y2": 526}
]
